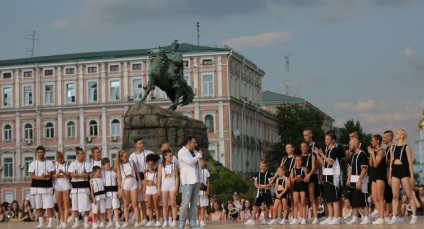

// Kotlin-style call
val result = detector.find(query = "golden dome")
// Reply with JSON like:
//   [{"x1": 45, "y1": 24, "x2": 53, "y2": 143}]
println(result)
[{"x1": 420, "y1": 110, "x2": 424, "y2": 129}]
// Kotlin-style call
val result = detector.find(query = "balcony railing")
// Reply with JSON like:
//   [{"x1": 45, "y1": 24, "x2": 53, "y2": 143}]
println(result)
[{"x1": 0, "y1": 177, "x2": 32, "y2": 183}]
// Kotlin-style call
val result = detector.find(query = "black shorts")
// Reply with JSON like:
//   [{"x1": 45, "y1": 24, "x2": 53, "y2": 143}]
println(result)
[
  {"x1": 254, "y1": 192, "x2": 273, "y2": 207},
  {"x1": 392, "y1": 164, "x2": 410, "y2": 179},
  {"x1": 371, "y1": 171, "x2": 387, "y2": 182},
  {"x1": 276, "y1": 191, "x2": 288, "y2": 200},
  {"x1": 293, "y1": 182, "x2": 308, "y2": 193},
  {"x1": 323, "y1": 182, "x2": 339, "y2": 203},
  {"x1": 384, "y1": 181, "x2": 393, "y2": 203},
  {"x1": 349, "y1": 187, "x2": 368, "y2": 208}
]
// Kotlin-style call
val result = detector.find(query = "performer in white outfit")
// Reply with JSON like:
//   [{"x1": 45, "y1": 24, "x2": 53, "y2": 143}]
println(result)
[
  {"x1": 197, "y1": 155, "x2": 210, "y2": 227},
  {"x1": 29, "y1": 146, "x2": 55, "y2": 229},
  {"x1": 68, "y1": 147, "x2": 92, "y2": 229},
  {"x1": 53, "y1": 151, "x2": 71, "y2": 229},
  {"x1": 101, "y1": 157, "x2": 121, "y2": 228},
  {"x1": 128, "y1": 137, "x2": 153, "y2": 226},
  {"x1": 90, "y1": 166, "x2": 106, "y2": 229},
  {"x1": 178, "y1": 136, "x2": 203, "y2": 229}
]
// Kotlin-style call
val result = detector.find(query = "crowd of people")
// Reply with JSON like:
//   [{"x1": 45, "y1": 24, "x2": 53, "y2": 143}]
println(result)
[{"x1": 0, "y1": 129, "x2": 423, "y2": 228}]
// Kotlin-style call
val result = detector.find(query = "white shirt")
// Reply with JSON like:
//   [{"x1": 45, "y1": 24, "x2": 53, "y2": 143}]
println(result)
[
  {"x1": 129, "y1": 150, "x2": 154, "y2": 172},
  {"x1": 198, "y1": 168, "x2": 210, "y2": 196},
  {"x1": 68, "y1": 160, "x2": 92, "y2": 194},
  {"x1": 28, "y1": 160, "x2": 54, "y2": 194},
  {"x1": 178, "y1": 146, "x2": 202, "y2": 185}
]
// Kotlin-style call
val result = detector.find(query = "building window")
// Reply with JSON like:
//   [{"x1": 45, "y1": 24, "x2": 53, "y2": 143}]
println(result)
[
  {"x1": 88, "y1": 66, "x2": 97, "y2": 73},
  {"x1": 184, "y1": 75, "x2": 190, "y2": 86},
  {"x1": 24, "y1": 156, "x2": 33, "y2": 177},
  {"x1": 202, "y1": 75, "x2": 213, "y2": 96},
  {"x1": 67, "y1": 121, "x2": 76, "y2": 138},
  {"x1": 66, "y1": 83, "x2": 76, "y2": 103},
  {"x1": 44, "y1": 85, "x2": 54, "y2": 104},
  {"x1": 44, "y1": 69, "x2": 53, "y2": 76},
  {"x1": 3, "y1": 158, "x2": 13, "y2": 178},
  {"x1": 65, "y1": 68, "x2": 75, "y2": 74},
  {"x1": 24, "y1": 123, "x2": 33, "y2": 140},
  {"x1": 3, "y1": 72, "x2": 12, "y2": 79},
  {"x1": 110, "y1": 80, "x2": 120, "y2": 101},
  {"x1": 204, "y1": 115, "x2": 214, "y2": 132},
  {"x1": 88, "y1": 82, "x2": 98, "y2": 102},
  {"x1": 3, "y1": 87, "x2": 12, "y2": 107},
  {"x1": 110, "y1": 65, "x2": 119, "y2": 72},
  {"x1": 183, "y1": 61, "x2": 189, "y2": 67},
  {"x1": 23, "y1": 71, "x2": 32, "y2": 77},
  {"x1": 132, "y1": 63, "x2": 142, "y2": 70},
  {"x1": 3, "y1": 190, "x2": 14, "y2": 203},
  {"x1": 111, "y1": 119, "x2": 120, "y2": 137},
  {"x1": 132, "y1": 79, "x2": 143, "y2": 100},
  {"x1": 89, "y1": 120, "x2": 98, "y2": 137},
  {"x1": 45, "y1": 122, "x2": 54, "y2": 139},
  {"x1": 67, "y1": 155, "x2": 76, "y2": 161},
  {"x1": 4, "y1": 124, "x2": 12, "y2": 141},
  {"x1": 23, "y1": 86, "x2": 33, "y2": 105},
  {"x1": 202, "y1": 59, "x2": 213, "y2": 65}
]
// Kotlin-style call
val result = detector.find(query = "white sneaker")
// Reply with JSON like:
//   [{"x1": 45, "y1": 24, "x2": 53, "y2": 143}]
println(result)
[
  {"x1": 346, "y1": 217, "x2": 358, "y2": 225},
  {"x1": 47, "y1": 224, "x2": 53, "y2": 229},
  {"x1": 145, "y1": 221, "x2": 154, "y2": 227},
  {"x1": 397, "y1": 217, "x2": 404, "y2": 223},
  {"x1": 99, "y1": 222, "x2": 105, "y2": 228},
  {"x1": 170, "y1": 221, "x2": 177, "y2": 227},
  {"x1": 279, "y1": 219, "x2": 286, "y2": 225},
  {"x1": 312, "y1": 218, "x2": 318, "y2": 224},
  {"x1": 199, "y1": 221, "x2": 206, "y2": 227},
  {"x1": 57, "y1": 223, "x2": 64, "y2": 229},
  {"x1": 388, "y1": 216, "x2": 397, "y2": 225},
  {"x1": 185, "y1": 219, "x2": 189, "y2": 225},
  {"x1": 161, "y1": 221, "x2": 168, "y2": 227},
  {"x1": 290, "y1": 218, "x2": 299, "y2": 225},
  {"x1": 71, "y1": 223, "x2": 79, "y2": 229},
  {"x1": 261, "y1": 219, "x2": 267, "y2": 225},
  {"x1": 114, "y1": 222, "x2": 121, "y2": 228},
  {"x1": 385, "y1": 217, "x2": 390, "y2": 223},
  {"x1": 155, "y1": 221, "x2": 162, "y2": 227},
  {"x1": 372, "y1": 218, "x2": 385, "y2": 225},
  {"x1": 92, "y1": 223, "x2": 99, "y2": 229},
  {"x1": 360, "y1": 217, "x2": 371, "y2": 225},
  {"x1": 275, "y1": 217, "x2": 281, "y2": 224},
  {"x1": 62, "y1": 223, "x2": 67, "y2": 229},
  {"x1": 338, "y1": 217, "x2": 344, "y2": 223},
  {"x1": 105, "y1": 222, "x2": 113, "y2": 228},
  {"x1": 84, "y1": 223, "x2": 90, "y2": 229},
  {"x1": 267, "y1": 219, "x2": 276, "y2": 225},
  {"x1": 320, "y1": 217, "x2": 332, "y2": 225},
  {"x1": 410, "y1": 215, "x2": 418, "y2": 224},
  {"x1": 301, "y1": 218, "x2": 306, "y2": 225},
  {"x1": 244, "y1": 219, "x2": 255, "y2": 225},
  {"x1": 140, "y1": 220, "x2": 148, "y2": 226},
  {"x1": 120, "y1": 223, "x2": 128, "y2": 228},
  {"x1": 328, "y1": 218, "x2": 340, "y2": 225},
  {"x1": 37, "y1": 224, "x2": 45, "y2": 229}
]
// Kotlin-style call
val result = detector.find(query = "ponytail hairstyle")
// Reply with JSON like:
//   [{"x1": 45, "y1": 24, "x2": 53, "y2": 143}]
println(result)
[{"x1": 162, "y1": 149, "x2": 172, "y2": 168}]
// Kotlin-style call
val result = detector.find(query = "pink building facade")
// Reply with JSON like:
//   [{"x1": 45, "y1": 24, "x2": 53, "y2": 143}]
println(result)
[{"x1": 0, "y1": 44, "x2": 278, "y2": 204}]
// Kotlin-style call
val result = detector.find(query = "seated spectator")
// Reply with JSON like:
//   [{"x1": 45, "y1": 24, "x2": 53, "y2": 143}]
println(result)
[
  {"x1": 210, "y1": 201, "x2": 225, "y2": 221},
  {"x1": 0, "y1": 205, "x2": 6, "y2": 222},
  {"x1": 342, "y1": 198, "x2": 353, "y2": 219},
  {"x1": 10, "y1": 200, "x2": 20, "y2": 222},
  {"x1": 19, "y1": 198, "x2": 34, "y2": 222},
  {"x1": 239, "y1": 199, "x2": 253, "y2": 221},
  {"x1": 232, "y1": 192, "x2": 242, "y2": 211},
  {"x1": 226, "y1": 202, "x2": 238, "y2": 220}
]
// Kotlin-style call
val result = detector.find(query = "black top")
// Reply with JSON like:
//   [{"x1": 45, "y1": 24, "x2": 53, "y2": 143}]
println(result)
[
  {"x1": 276, "y1": 176, "x2": 287, "y2": 188},
  {"x1": 293, "y1": 167, "x2": 306, "y2": 181},
  {"x1": 254, "y1": 171, "x2": 272, "y2": 193},
  {"x1": 323, "y1": 146, "x2": 339, "y2": 184},
  {"x1": 281, "y1": 156, "x2": 294, "y2": 172},
  {"x1": 301, "y1": 154, "x2": 314, "y2": 172},
  {"x1": 374, "y1": 148, "x2": 387, "y2": 178},
  {"x1": 393, "y1": 144, "x2": 409, "y2": 166},
  {"x1": 385, "y1": 145, "x2": 394, "y2": 164},
  {"x1": 349, "y1": 151, "x2": 368, "y2": 182}
]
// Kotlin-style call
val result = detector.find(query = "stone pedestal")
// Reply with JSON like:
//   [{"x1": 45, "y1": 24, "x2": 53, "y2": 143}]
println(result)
[{"x1": 123, "y1": 103, "x2": 209, "y2": 154}]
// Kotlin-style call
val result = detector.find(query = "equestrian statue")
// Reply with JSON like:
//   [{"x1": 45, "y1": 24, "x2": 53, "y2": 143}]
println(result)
[{"x1": 140, "y1": 40, "x2": 194, "y2": 111}]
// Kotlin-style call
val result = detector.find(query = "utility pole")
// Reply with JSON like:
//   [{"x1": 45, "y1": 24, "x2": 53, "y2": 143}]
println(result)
[
  {"x1": 285, "y1": 55, "x2": 291, "y2": 96},
  {"x1": 196, "y1": 22, "x2": 200, "y2": 46},
  {"x1": 25, "y1": 30, "x2": 38, "y2": 57}
]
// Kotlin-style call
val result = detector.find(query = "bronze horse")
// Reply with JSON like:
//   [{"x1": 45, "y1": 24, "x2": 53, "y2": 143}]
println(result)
[{"x1": 140, "y1": 48, "x2": 194, "y2": 111}]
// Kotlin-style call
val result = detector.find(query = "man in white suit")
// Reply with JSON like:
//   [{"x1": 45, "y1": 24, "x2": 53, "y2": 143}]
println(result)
[{"x1": 178, "y1": 136, "x2": 203, "y2": 229}]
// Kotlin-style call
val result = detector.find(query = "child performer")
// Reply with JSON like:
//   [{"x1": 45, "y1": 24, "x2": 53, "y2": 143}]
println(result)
[
  {"x1": 143, "y1": 154, "x2": 161, "y2": 227},
  {"x1": 244, "y1": 159, "x2": 273, "y2": 225},
  {"x1": 290, "y1": 155, "x2": 308, "y2": 225},
  {"x1": 268, "y1": 166, "x2": 289, "y2": 225},
  {"x1": 197, "y1": 156, "x2": 210, "y2": 227},
  {"x1": 102, "y1": 158, "x2": 121, "y2": 228},
  {"x1": 90, "y1": 166, "x2": 106, "y2": 229},
  {"x1": 157, "y1": 149, "x2": 179, "y2": 227}
]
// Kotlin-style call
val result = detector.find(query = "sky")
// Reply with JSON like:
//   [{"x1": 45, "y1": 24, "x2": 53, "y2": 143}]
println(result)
[{"x1": 1, "y1": 0, "x2": 423, "y2": 153}]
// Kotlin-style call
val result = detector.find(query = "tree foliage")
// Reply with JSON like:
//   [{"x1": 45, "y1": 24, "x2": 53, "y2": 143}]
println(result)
[
  {"x1": 339, "y1": 119, "x2": 372, "y2": 145},
  {"x1": 266, "y1": 104, "x2": 325, "y2": 171}
]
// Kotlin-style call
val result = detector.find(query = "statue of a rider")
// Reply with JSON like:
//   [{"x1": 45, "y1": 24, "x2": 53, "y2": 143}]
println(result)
[{"x1": 167, "y1": 40, "x2": 183, "y2": 88}]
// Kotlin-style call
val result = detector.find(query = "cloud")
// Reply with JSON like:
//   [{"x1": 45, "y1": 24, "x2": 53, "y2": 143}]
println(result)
[
  {"x1": 335, "y1": 100, "x2": 375, "y2": 112},
  {"x1": 404, "y1": 46, "x2": 424, "y2": 77},
  {"x1": 51, "y1": 19, "x2": 70, "y2": 28},
  {"x1": 222, "y1": 30, "x2": 293, "y2": 49}
]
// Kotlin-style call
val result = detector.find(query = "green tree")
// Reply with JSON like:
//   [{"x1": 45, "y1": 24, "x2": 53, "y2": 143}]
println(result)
[
  {"x1": 339, "y1": 119, "x2": 372, "y2": 145},
  {"x1": 266, "y1": 104, "x2": 325, "y2": 171}
]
